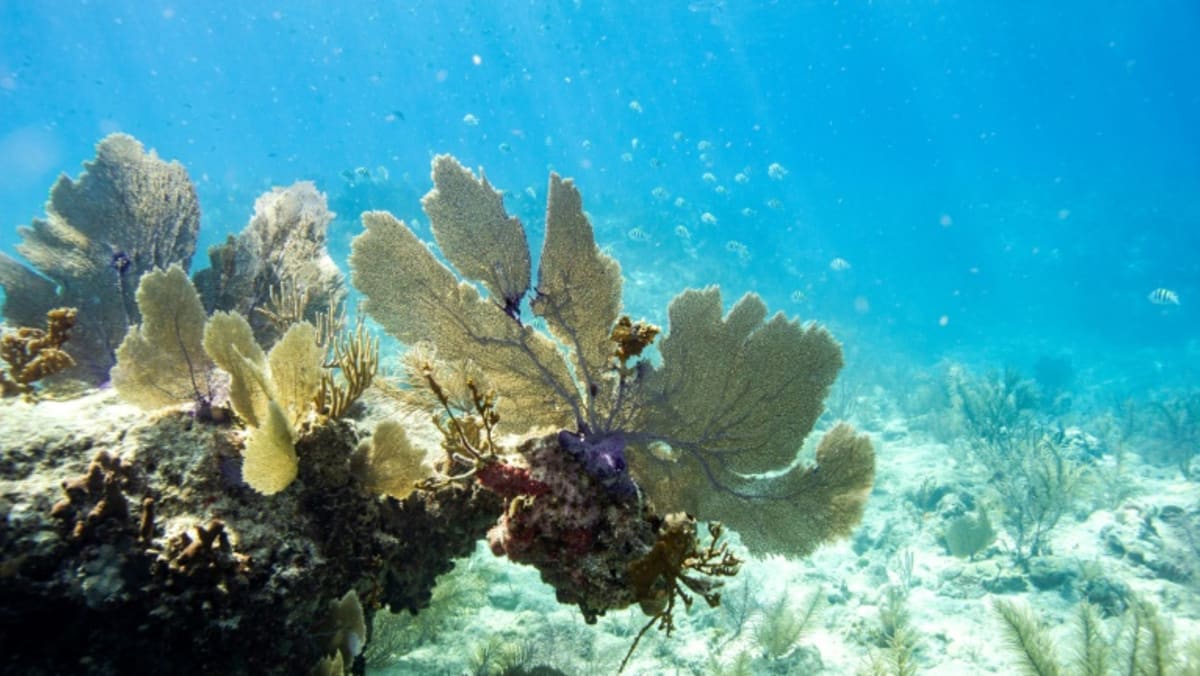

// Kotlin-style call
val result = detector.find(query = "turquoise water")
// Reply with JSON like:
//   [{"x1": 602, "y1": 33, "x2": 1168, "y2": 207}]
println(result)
[
  {"x1": 4, "y1": 2, "x2": 1197, "y2": 369},
  {"x1": 2, "y1": 2, "x2": 1199, "y2": 674}
]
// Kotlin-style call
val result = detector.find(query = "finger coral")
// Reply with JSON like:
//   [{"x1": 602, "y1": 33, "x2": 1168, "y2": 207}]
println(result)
[
  {"x1": 1, "y1": 307, "x2": 77, "y2": 398},
  {"x1": 0, "y1": 134, "x2": 200, "y2": 384},
  {"x1": 351, "y1": 154, "x2": 875, "y2": 557}
]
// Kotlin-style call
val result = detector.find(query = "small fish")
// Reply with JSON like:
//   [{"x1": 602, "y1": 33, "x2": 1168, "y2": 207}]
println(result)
[
  {"x1": 725, "y1": 240, "x2": 751, "y2": 262},
  {"x1": 1148, "y1": 288, "x2": 1180, "y2": 305},
  {"x1": 789, "y1": 289, "x2": 806, "y2": 303},
  {"x1": 767, "y1": 162, "x2": 787, "y2": 180},
  {"x1": 626, "y1": 227, "x2": 651, "y2": 242},
  {"x1": 462, "y1": 113, "x2": 479, "y2": 126},
  {"x1": 700, "y1": 212, "x2": 717, "y2": 225},
  {"x1": 765, "y1": 198, "x2": 782, "y2": 209},
  {"x1": 829, "y1": 257, "x2": 851, "y2": 271},
  {"x1": 674, "y1": 225, "x2": 691, "y2": 239}
]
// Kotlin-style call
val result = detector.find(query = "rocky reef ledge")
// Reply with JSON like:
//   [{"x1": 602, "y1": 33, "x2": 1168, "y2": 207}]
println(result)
[{"x1": 0, "y1": 391, "x2": 498, "y2": 675}]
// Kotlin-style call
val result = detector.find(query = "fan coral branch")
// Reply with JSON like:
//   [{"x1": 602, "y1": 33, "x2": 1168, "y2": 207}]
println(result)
[
  {"x1": 351, "y1": 154, "x2": 874, "y2": 556},
  {"x1": 0, "y1": 134, "x2": 199, "y2": 383},
  {"x1": 422, "y1": 155, "x2": 531, "y2": 317}
]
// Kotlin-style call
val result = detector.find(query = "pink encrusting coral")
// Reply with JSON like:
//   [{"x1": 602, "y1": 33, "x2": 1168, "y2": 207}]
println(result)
[
  {"x1": 475, "y1": 459, "x2": 551, "y2": 500},
  {"x1": 484, "y1": 433, "x2": 658, "y2": 622}
]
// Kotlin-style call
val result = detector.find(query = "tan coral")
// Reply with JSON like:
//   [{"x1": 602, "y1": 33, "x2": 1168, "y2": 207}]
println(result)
[
  {"x1": 111, "y1": 265, "x2": 213, "y2": 410},
  {"x1": 1, "y1": 307, "x2": 77, "y2": 398},
  {"x1": 351, "y1": 155, "x2": 875, "y2": 556},
  {"x1": 421, "y1": 155, "x2": 531, "y2": 315}
]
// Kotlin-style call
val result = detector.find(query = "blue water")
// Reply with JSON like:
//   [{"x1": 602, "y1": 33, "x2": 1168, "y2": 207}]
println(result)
[{"x1": 2, "y1": 1, "x2": 1198, "y2": 383}]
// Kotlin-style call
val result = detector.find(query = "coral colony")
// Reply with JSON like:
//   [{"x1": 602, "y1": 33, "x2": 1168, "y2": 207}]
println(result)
[{"x1": 0, "y1": 135, "x2": 874, "y2": 674}]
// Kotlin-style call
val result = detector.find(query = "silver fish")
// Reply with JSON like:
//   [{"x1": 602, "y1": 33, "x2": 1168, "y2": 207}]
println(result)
[
  {"x1": 626, "y1": 227, "x2": 652, "y2": 242},
  {"x1": 1148, "y1": 288, "x2": 1180, "y2": 305}
]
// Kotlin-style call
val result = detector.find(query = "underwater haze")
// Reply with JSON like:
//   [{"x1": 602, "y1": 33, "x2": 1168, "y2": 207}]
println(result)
[
  {"x1": 2, "y1": 2, "x2": 1200, "y2": 675},
  {"x1": 4, "y1": 2, "x2": 1198, "y2": 366}
]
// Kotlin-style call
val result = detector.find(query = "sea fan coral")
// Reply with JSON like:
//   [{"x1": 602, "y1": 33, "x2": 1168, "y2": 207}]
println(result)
[
  {"x1": 351, "y1": 154, "x2": 875, "y2": 556},
  {"x1": 0, "y1": 134, "x2": 199, "y2": 383}
]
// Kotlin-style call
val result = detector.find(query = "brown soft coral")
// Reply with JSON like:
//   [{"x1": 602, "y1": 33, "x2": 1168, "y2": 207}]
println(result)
[
  {"x1": 1, "y1": 307, "x2": 77, "y2": 398},
  {"x1": 49, "y1": 450, "x2": 137, "y2": 542}
]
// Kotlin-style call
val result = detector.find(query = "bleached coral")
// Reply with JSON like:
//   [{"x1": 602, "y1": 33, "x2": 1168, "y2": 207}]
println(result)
[
  {"x1": 0, "y1": 134, "x2": 199, "y2": 383},
  {"x1": 194, "y1": 181, "x2": 345, "y2": 348}
]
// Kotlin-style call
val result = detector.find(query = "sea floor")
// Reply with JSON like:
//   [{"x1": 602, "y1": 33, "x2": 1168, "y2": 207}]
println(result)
[
  {"x1": 368, "y1": 402, "x2": 1200, "y2": 675},
  {"x1": 2, "y1": 383, "x2": 1196, "y2": 675}
]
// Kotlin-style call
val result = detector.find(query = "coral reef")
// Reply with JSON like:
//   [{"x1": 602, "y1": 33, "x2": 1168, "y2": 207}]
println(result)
[
  {"x1": 193, "y1": 181, "x2": 346, "y2": 348},
  {"x1": 350, "y1": 154, "x2": 875, "y2": 557},
  {"x1": 0, "y1": 134, "x2": 200, "y2": 383},
  {"x1": 0, "y1": 394, "x2": 499, "y2": 674},
  {"x1": 0, "y1": 307, "x2": 77, "y2": 398},
  {"x1": 0, "y1": 142, "x2": 876, "y2": 674},
  {"x1": 347, "y1": 154, "x2": 874, "y2": 666}
]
